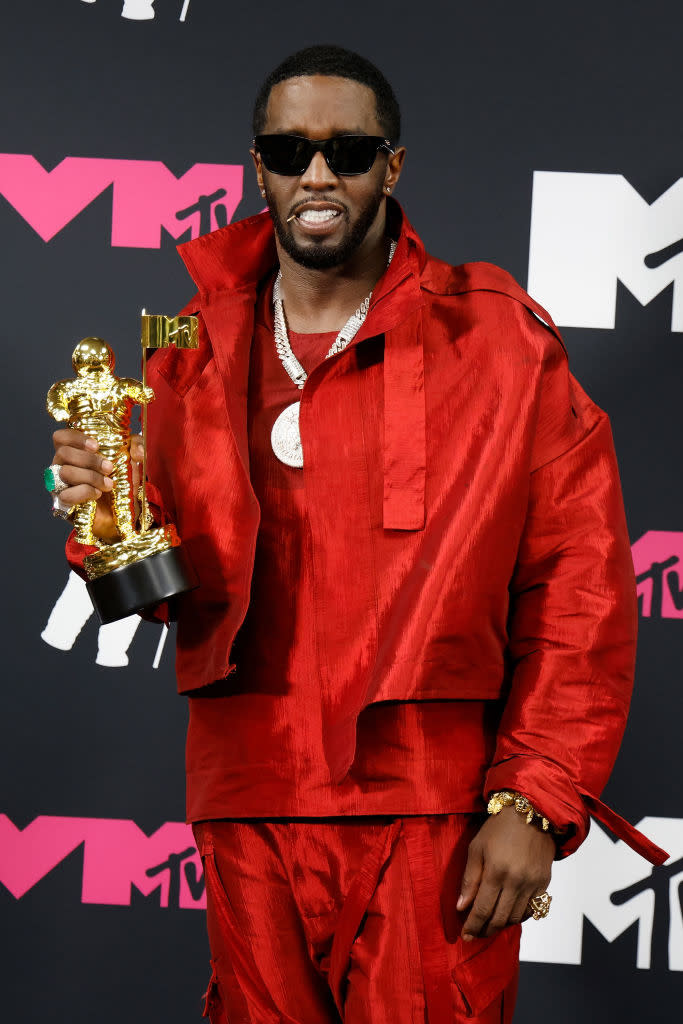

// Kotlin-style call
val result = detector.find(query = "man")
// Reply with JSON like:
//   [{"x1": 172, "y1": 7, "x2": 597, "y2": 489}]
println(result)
[{"x1": 50, "y1": 45, "x2": 666, "y2": 1024}]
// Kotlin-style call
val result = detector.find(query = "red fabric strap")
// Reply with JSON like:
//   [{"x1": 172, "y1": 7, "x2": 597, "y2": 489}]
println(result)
[
  {"x1": 582, "y1": 792, "x2": 669, "y2": 866},
  {"x1": 383, "y1": 308, "x2": 426, "y2": 530},
  {"x1": 402, "y1": 819, "x2": 456, "y2": 1023},
  {"x1": 327, "y1": 818, "x2": 454, "y2": 1023},
  {"x1": 327, "y1": 820, "x2": 402, "y2": 1014}
]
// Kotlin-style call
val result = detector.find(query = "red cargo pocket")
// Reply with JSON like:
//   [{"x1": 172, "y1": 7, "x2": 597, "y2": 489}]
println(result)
[
  {"x1": 202, "y1": 961, "x2": 224, "y2": 1023},
  {"x1": 452, "y1": 925, "x2": 520, "y2": 1018},
  {"x1": 200, "y1": 843, "x2": 281, "y2": 1023}
]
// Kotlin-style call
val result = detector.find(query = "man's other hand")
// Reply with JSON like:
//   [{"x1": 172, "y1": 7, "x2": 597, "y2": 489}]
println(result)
[{"x1": 456, "y1": 805, "x2": 555, "y2": 940}]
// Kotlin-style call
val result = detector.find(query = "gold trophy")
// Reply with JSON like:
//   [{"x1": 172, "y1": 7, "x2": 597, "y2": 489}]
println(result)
[{"x1": 46, "y1": 314, "x2": 199, "y2": 623}]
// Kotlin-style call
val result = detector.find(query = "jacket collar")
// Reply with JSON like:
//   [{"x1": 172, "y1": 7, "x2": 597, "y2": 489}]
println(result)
[{"x1": 177, "y1": 198, "x2": 426, "y2": 303}]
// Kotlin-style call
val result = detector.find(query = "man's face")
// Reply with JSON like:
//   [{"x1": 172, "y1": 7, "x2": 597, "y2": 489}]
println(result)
[{"x1": 252, "y1": 75, "x2": 402, "y2": 270}]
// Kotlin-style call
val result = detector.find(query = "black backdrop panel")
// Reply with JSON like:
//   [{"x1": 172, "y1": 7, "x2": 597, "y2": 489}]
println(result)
[{"x1": 2, "y1": 2, "x2": 682, "y2": 1021}]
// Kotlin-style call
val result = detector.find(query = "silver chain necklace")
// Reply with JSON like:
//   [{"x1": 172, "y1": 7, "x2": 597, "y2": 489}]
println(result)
[{"x1": 270, "y1": 240, "x2": 397, "y2": 468}]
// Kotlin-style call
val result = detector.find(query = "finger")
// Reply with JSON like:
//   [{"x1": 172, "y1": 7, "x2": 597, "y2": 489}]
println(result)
[
  {"x1": 484, "y1": 881, "x2": 522, "y2": 937},
  {"x1": 457, "y1": 843, "x2": 484, "y2": 913},
  {"x1": 53, "y1": 445, "x2": 114, "y2": 476},
  {"x1": 52, "y1": 428, "x2": 99, "y2": 452},
  {"x1": 130, "y1": 434, "x2": 145, "y2": 462},
  {"x1": 508, "y1": 889, "x2": 535, "y2": 927},
  {"x1": 462, "y1": 879, "x2": 501, "y2": 941},
  {"x1": 60, "y1": 484, "x2": 103, "y2": 505},
  {"x1": 58, "y1": 464, "x2": 114, "y2": 493},
  {"x1": 485, "y1": 875, "x2": 538, "y2": 936}
]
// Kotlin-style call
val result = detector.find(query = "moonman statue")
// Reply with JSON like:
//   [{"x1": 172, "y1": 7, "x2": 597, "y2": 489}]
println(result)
[
  {"x1": 46, "y1": 337, "x2": 153, "y2": 547},
  {"x1": 50, "y1": 44, "x2": 667, "y2": 1024}
]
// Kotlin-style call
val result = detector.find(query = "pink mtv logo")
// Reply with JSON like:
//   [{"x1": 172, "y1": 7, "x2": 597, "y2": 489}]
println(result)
[
  {"x1": 0, "y1": 814, "x2": 205, "y2": 909},
  {"x1": 0, "y1": 154, "x2": 243, "y2": 248},
  {"x1": 632, "y1": 531, "x2": 683, "y2": 619}
]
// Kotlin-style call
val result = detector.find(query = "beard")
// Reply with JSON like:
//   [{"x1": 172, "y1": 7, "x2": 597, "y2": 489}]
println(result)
[{"x1": 266, "y1": 188, "x2": 385, "y2": 269}]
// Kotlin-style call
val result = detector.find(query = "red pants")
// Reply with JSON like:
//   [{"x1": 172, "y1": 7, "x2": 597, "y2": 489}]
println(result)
[{"x1": 194, "y1": 815, "x2": 520, "y2": 1024}]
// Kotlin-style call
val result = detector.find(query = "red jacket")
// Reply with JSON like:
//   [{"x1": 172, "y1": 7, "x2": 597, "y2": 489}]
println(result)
[{"x1": 72, "y1": 202, "x2": 664, "y2": 862}]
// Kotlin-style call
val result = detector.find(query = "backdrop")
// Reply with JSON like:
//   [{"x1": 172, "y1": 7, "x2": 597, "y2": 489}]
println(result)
[{"x1": 2, "y1": 2, "x2": 682, "y2": 1021}]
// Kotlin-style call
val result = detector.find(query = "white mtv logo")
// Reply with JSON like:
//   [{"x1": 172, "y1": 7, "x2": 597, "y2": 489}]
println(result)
[
  {"x1": 42, "y1": 571, "x2": 168, "y2": 668},
  {"x1": 521, "y1": 817, "x2": 683, "y2": 971},
  {"x1": 79, "y1": 1, "x2": 192, "y2": 21},
  {"x1": 528, "y1": 172, "x2": 683, "y2": 332}
]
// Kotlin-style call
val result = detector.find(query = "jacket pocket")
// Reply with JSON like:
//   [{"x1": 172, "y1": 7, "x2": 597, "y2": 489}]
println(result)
[
  {"x1": 202, "y1": 960, "x2": 225, "y2": 1023},
  {"x1": 198, "y1": 835, "x2": 281, "y2": 1024},
  {"x1": 452, "y1": 925, "x2": 520, "y2": 1018}
]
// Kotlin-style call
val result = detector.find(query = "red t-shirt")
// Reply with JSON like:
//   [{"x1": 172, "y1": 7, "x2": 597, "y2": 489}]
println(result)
[{"x1": 185, "y1": 282, "x2": 499, "y2": 821}]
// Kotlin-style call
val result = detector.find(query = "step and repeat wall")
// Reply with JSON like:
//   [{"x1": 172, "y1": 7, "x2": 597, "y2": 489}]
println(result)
[{"x1": 2, "y1": 2, "x2": 681, "y2": 1021}]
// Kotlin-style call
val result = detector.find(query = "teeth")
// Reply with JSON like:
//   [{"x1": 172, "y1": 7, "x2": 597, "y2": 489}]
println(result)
[{"x1": 298, "y1": 208, "x2": 340, "y2": 224}]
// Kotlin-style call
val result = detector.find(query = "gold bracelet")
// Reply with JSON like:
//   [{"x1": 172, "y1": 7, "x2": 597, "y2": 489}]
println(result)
[{"x1": 487, "y1": 790, "x2": 564, "y2": 835}]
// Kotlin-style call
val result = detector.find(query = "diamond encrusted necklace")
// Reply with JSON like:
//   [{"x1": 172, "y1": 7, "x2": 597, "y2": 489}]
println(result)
[{"x1": 270, "y1": 239, "x2": 397, "y2": 468}]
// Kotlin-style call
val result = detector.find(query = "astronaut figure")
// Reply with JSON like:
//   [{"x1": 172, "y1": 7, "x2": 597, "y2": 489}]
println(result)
[{"x1": 46, "y1": 338, "x2": 154, "y2": 547}]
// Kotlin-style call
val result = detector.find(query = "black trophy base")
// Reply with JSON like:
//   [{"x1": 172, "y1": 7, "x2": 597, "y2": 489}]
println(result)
[{"x1": 86, "y1": 545, "x2": 198, "y2": 624}]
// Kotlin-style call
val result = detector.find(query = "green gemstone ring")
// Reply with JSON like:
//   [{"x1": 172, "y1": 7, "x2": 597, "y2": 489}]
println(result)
[{"x1": 44, "y1": 464, "x2": 67, "y2": 494}]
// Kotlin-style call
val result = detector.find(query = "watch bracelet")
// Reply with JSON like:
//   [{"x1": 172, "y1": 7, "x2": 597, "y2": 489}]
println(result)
[{"x1": 487, "y1": 790, "x2": 567, "y2": 836}]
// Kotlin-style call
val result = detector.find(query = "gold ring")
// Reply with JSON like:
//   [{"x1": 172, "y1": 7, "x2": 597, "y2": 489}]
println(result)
[{"x1": 528, "y1": 891, "x2": 551, "y2": 920}]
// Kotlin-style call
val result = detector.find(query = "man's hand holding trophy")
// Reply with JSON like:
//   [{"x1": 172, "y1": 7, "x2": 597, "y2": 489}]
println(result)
[{"x1": 45, "y1": 314, "x2": 200, "y2": 623}]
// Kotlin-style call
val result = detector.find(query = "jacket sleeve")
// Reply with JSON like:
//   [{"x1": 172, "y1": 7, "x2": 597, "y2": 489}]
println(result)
[{"x1": 484, "y1": 325, "x2": 666, "y2": 864}]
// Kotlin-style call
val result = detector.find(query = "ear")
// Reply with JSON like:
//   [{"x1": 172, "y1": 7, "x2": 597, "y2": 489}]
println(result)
[
  {"x1": 383, "y1": 145, "x2": 407, "y2": 195},
  {"x1": 250, "y1": 148, "x2": 266, "y2": 197}
]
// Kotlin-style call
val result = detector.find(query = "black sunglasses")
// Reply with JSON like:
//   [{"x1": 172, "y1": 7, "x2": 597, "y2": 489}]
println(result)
[{"x1": 253, "y1": 134, "x2": 395, "y2": 176}]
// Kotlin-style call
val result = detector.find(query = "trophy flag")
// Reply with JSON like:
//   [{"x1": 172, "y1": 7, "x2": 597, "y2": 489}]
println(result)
[{"x1": 140, "y1": 313, "x2": 199, "y2": 350}]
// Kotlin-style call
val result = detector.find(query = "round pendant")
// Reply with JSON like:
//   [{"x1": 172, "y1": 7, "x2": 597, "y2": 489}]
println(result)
[{"x1": 271, "y1": 401, "x2": 304, "y2": 468}]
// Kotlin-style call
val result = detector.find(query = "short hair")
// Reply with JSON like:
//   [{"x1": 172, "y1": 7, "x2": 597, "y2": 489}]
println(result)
[{"x1": 252, "y1": 45, "x2": 401, "y2": 143}]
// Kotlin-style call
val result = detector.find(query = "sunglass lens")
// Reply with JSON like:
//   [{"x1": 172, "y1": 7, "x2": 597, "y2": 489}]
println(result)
[
  {"x1": 327, "y1": 137, "x2": 379, "y2": 174},
  {"x1": 257, "y1": 136, "x2": 313, "y2": 175}
]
